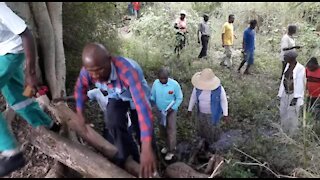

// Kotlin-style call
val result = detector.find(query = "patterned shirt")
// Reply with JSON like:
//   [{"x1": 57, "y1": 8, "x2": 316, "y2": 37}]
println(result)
[{"x1": 74, "y1": 56, "x2": 153, "y2": 142}]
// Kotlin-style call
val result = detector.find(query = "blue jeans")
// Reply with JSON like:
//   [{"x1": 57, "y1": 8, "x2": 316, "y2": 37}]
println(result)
[{"x1": 244, "y1": 50, "x2": 254, "y2": 65}]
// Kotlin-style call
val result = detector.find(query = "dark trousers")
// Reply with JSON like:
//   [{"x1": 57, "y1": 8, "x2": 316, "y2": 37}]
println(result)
[
  {"x1": 103, "y1": 99, "x2": 157, "y2": 167},
  {"x1": 198, "y1": 35, "x2": 209, "y2": 58},
  {"x1": 103, "y1": 99, "x2": 140, "y2": 167}
]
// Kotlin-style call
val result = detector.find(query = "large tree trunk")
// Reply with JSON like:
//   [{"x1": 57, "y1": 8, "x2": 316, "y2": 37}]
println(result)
[
  {"x1": 29, "y1": 126, "x2": 135, "y2": 178},
  {"x1": 6, "y1": 2, "x2": 66, "y2": 99}
]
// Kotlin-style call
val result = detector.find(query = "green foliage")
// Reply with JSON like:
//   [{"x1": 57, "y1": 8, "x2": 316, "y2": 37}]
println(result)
[
  {"x1": 221, "y1": 163, "x2": 256, "y2": 178},
  {"x1": 191, "y1": 2, "x2": 221, "y2": 16},
  {"x1": 63, "y1": 2, "x2": 123, "y2": 93}
]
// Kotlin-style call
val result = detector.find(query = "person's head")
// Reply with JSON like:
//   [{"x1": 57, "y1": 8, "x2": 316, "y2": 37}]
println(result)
[
  {"x1": 283, "y1": 51, "x2": 298, "y2": 64},
  {"x1": 203, "y1": 14, "x2": 209, "y2": 22},
  {"x1": 82, "y1": 42, "x2": 112, "y2": 81},
  {"x1": 158, "y1": 67, "x2": 169, "y2": 84},
  {"x1": 228, "y1": 14, "x2": 235, "y2": 23},
  {"x1": 249, "y1": 19, "x2": 257, "y2": 29},
  {"x1": 180, "y1": 10, "x2": 186, "y2": 20},
  {"x1": 307, "y1": 57, "x2": 319, "y2": 71},
  {"x1": 287, "y1": 24, "x2": 297, "y2": 35}
]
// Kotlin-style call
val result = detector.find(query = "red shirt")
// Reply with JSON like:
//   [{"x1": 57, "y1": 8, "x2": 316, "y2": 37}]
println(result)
[
  {"x1": 306, "y1": 68, "x2": 320, "y2": 97},
  {"x1": 132, "y1": 2, "x2": 140, "y2": 10}
]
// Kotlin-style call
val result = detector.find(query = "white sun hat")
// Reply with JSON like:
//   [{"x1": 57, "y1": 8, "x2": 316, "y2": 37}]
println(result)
[{"x1": 191, "y1": 68, "x2": 221, "y2": 91}]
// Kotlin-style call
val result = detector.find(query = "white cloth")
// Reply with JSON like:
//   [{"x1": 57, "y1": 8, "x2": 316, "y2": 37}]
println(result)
[
  {"x1": 279, "y1": 92, "x2": 300, "y2": 136},
  {"x1": 0, "y1": 2, "x2": 27, "y2": 55},
  {"x1": 280, "y1": 34, "x2": 296, "y2": 62},
  {"x1": 87, "y1": 88, "x2": 108, "y2": 111},
  {"x1": 188, "y1": 86, "x2": 228, "y2": 116},
  {"x1": 277, "y1": 62, "x2": 306, "y2": 106}
]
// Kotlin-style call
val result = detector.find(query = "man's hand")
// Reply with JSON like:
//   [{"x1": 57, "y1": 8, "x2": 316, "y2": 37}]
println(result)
[
  {"x1": 187, "y1": 111, "x2": 192, "y2": 117},
  {"x1": 290, "y1": 98, "x2": 298, "y2": 106},
  {"x1": 140, "y1": 142, "x2": 157, "y2": 178},
  {"x1": 223, "y1": 116, "x2": 230, "y2": 124},
  {"x1": 234, "y1": 34, "x2": 237, "y2": 39},
  {"x1": 198, "y1": 39, "x2": 201, "y2": 44},
  {"x1": 24, "y1": 73, "x2": 39, "y2": 97},
  {"x1": 74, "y1": 112, "x2": 88, "y2": 134},
  {"x1": 222, "y1": 44, "x2": 225, "y2": 48},
  {"x1": 295, "y1": 45, "x2": 302, "y2": 49},
  {"x1": 167, "y1": 108, "x2": 174, "y2": 114}
]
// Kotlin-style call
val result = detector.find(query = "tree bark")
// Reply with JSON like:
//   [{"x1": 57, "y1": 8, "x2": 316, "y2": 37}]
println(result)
[
  {"x1": 29, "y1": 126, "x2": 135, "y2": 178},
  {"x1": 165, "y1": 162, "x2": 208, "y2": 178},
  {"x1": 47, "y1": 2, "x2": 66, "y2": 97},
  {"x1": 30, "y1": 2, "x2": 58, "y2": 98}
]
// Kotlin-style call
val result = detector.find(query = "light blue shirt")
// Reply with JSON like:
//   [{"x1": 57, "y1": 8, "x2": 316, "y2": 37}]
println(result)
[{"x1": 151, "y1": 78, "x2": 183, "y2": 111}]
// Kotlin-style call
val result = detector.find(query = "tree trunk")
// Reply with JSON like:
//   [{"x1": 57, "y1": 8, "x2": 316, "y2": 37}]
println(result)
[
  {"x1": 29, "y1": 126, "x2": 135, "y2": 178},
  {"x1": 165, "y1": 162, "x2": 208, "y2": 178}
]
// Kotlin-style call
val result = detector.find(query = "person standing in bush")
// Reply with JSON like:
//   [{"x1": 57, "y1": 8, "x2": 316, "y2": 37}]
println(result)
[
  {"x1": 132, "y1": 2, "x2": 141, "y2": 19},
  {"x1": 220, "y1": 14, "x2": 237, "y2": 69},
  {"x1": 150, "y1": 68, "x2": 183, "y2": 161},
  {"x1": 0, "y1": 2, "x2": 60, "y2": 177},
  {"x1": 279, "y1": 25, "x2": 301, "y2": 79},
  {"x1": 187, "y1": 68, "x2": 229, "y2": 143},
  {"x1": 278, "y1": 51, "x2": 305, "y2": 136},
  {"x1": 74, "y1": 43, "x2": 157, "y2": 178},
  {"x1": 198, "y1": 14, "x2": 211, "y2": 59},
  {"x1": 306, "y1": 57, "x2": 320, "y2": 121},
  {"x1": 238, "y1": 19, "x2": 257, "y2": 75}
]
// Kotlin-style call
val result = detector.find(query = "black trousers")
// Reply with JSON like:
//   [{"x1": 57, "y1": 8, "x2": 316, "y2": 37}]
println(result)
[
  {"x1": 103, "y1": 99, "x2": 157, "y2": 167},
  {"x1": 198, "y1": 35, "x2": 209, "y2": 58}
]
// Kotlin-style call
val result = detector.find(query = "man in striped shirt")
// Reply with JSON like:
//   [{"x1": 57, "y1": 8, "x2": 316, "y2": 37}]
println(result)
[{"x1": 74, "y1": 43, "x2": 156, "y2": 178}]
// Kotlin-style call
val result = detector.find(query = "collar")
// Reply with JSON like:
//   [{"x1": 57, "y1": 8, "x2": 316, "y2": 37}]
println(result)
[{"x1": 107, "y1": 62, "x2": 117, "y2": 83}]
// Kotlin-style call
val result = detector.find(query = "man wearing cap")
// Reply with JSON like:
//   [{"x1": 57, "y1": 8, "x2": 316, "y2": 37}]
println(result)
[
  {"x1": 278, "y1": 51, "x2": 305, "y2": 136},
  {"x1": 187, "y1": 68, "x2": 229, "y2": 143},
  {"x1": 279, "y1": 25, "x2": 301, "y2": 79},
  {"x1": 174, "y1": 10, "x2": 187, "y2": 51},
  {"x1": 198, "y1": 14, "x2": 211, "y2": 59},
  {"x1": 150, "y1": 67, "x2": 183, "y2": 161}
]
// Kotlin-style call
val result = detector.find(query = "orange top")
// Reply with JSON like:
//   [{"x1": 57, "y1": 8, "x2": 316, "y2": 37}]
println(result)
[
  {"x1": 132, "y1": 2, "x2": 140, "y2": 10},
  {"x1": 306, "y1": 68, "x2": 320, "y2": 97}
]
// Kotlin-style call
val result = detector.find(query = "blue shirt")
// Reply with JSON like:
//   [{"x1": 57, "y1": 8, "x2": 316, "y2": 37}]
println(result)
[
  {"x1": 151, "y1": 78, "x2": 183, "y2": 111},
  {"x1": 243, "y1": 27, "x2": 255, "y2": 52}
]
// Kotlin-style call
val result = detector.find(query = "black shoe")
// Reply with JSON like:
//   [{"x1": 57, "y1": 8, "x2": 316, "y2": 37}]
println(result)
[
  {"x1": 0, "y1": 152, "x2": 26, "y2": 177},
  {"x1": 49, "y1": 122, "x2": 61, "y2": 133}
]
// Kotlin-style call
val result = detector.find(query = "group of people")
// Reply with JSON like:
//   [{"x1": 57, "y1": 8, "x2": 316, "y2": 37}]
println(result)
[
  {"x1": 175, "y1": 11, "x2": 257, "y2": 74},
  {"x1": 1, "y1": 2, "x2": 320, "y2": 178},
  {"x1": 128, "y1": 2, "x2": 141, "y2": 19}
]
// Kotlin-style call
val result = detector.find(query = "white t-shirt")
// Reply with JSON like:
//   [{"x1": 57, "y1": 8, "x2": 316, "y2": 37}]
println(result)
[
  {"x1": 0, "y1": 2, "x2": 27, "y2": 56},
  {"x1": 280, "y1": 34, "x2": 296, "y2": 62}
]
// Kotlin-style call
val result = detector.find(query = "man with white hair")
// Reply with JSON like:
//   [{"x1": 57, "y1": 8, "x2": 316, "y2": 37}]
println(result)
[{"x1": 278, "y1": 51, "x2": 305, "y2": 136}]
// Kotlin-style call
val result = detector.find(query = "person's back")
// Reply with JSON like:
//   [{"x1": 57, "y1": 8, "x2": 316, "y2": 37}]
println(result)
[
  {"x1": 243, "y1": 27, "x2": 255, "y2": 52},
  {"x1": 280, "y1": 34, "x2": 295, "y2": 61},
  {"x1": 306, "y1": 57, "x2": 320, "y2": 98}
]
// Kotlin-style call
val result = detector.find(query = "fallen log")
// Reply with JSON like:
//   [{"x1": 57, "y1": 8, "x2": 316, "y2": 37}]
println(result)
[
  {"x1": 165, "y1": 162, "x2": 208, "y2": 178},
  {"x1": 44, "y1": 102, "x2": 140, "y2": 177},
  {"x1": 29, "y1": 126, "x2": 135, "y2": 178}
]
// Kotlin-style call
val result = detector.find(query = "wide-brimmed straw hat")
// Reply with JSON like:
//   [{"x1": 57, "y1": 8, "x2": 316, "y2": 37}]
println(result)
[{"x1": 191, "y1": 68, "x2": 221, "y2": 90}]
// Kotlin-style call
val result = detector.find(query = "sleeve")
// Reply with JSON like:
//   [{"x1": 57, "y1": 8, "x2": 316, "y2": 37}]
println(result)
[
  {"x1": 172, "y1": 82, "x2": 183, "y2": 110},
  {"x1": 220, "y1": 86, "x2": 228, "y2": 116},
  {"x1": 222, "y1": 23, "x2": 226, "y2": 34},
  {"x1": 0, "y1": 3, "x2": 27, "y2": 35},
  {"x1": 74, "y1": 67, "x2": 91, "y2": 112},
  {"x1": 122, "y1": 67, "x2": 154, "y2": 142},
  {"x1": 188, "y1": 87, "x2": 197, "y2": 111},
  {"x1": 198, "y1": 23, "x2": 202, "y2": 32},
  {"x1": 150, "y1": 81, "x2": 157, "y2": 103},
  {"x1": 294, "y1": 66, "x2": 306, "y2": 99},
  {"x1": 280, "y1": 36, "x2": 289, "y2": 50}
]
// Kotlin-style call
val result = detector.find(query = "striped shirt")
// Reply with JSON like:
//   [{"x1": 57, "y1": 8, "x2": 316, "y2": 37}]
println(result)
[{"x1": 74, "y1": 56, "x2": 153, "y2": 142}]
